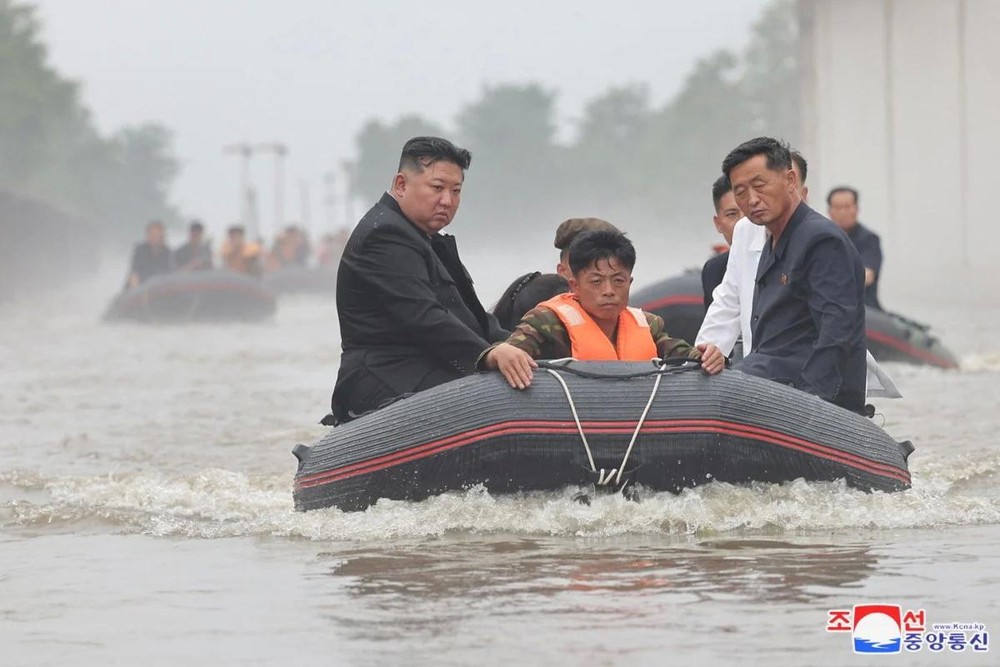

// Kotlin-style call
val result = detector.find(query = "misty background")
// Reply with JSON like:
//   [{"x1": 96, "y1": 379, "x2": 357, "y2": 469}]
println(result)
[
  {"x1": 1, "y1": 0, "x2": 794, "y2": 297},
  {"x1": 3, "y1": 0, "x2": 996, "y2": 306}
]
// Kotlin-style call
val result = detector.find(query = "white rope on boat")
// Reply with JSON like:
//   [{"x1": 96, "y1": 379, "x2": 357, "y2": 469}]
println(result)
[
  {"x1": 614, "y1": 370, "x2": 663, "y2": 486},
  {"x1": 542, "y1": 367, "x2": 598, "y2": 475},
  {"x1": 543, "y1": 362, "x2": 666, "y2": 488}
]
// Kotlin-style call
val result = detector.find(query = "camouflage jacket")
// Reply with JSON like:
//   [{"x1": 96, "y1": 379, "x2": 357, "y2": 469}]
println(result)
[{"x1": 477, "y1": 304, "x2": 699, "y2": 365}]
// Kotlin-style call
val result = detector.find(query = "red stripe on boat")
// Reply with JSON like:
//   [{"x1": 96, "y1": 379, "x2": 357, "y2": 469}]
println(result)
[
  {"x1": 638, "y1": 295, "x2": 705, "y2": 310},
  {"x1": 866, "y1": 328, "x2": 958, "y2": 369},
  {"x1": 295, "y1": 418, "x2": 910, "y2": 489}
]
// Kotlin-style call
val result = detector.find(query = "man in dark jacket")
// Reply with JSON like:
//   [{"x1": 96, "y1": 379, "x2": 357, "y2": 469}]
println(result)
[
  {"x1": 329, "y1": 136, "x2": 509, "y2": 423},
  {"x1": 174, "y1": 220, "x2": 213, "y2": 272},
  {"x1": 701, "y1": 175, "x2": 741, "y2": 308},
  {"x1": 827, "y1": 186, "x2": 883, "y2": 309},
  {"x1": 125, "y1": 220, "x2": 172, "y2": 289},
  {"x1": 723, "y1": 137, "x2": 867, "y2": 413}
]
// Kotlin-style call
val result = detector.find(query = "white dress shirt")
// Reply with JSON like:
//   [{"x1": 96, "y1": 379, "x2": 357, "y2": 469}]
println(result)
[{"x1": 696, "y1": 217, "x2": 765, "y2": 355}]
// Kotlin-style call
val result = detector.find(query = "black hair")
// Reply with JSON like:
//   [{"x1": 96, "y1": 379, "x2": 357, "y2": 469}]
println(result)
[
  {"x1": 721, "y1": 137, "x2": 792, "y2": 179},
  {"x1": 227, "y1": 225, "x2": 245, "y2": 236},
  {"x1": 189, "y1": 220, "x2": 204, "y2": 233},
  {"x1": 567, "y1": 230, "x2": 636, "y2": 275},
  {"x1": 491, "y1": 272, "x2": 569, "y2": 330},
  {"x1": 826, "y1": 186, "x2": 859, "y2": 206},
  {"x1": 398, "y1": 136, "x2": 472, "y2": 173},
  {"x1": 791, "y1": 151, "x2": 808, "y2": 185},
  {"x1": 711, "y1": 174, "x2": 732, "y2": 211}
]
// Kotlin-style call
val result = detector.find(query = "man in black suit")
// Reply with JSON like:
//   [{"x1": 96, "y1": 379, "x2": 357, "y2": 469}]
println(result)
[
  {"x1": 723, "y1": 137, "x2": 867, "y2": 413},
  {"x1": 329, "y1": 136, "x2": 510, "y2": 424},
  {"x1": 827, "y1": 186, "x2": 884, "y2": 310},
  {"x1": 701, "y1": 175, "x2": 741, "y2": 308}
]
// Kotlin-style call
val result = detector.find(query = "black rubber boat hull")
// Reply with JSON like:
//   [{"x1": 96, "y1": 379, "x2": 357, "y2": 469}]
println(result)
[
  {"x1": 865, "y1": 308, "x2": 959, "y2": 369},
  {"x1": 104, "y1": 270, "x2": 277, "y2": 323},
  {"x1": 293, "y1": 362, "x2": 912, "y2": 512},
  {"x1": 633, "y1": 272, "x2": 959, "y2": 368},
  {"x1": 263, "y1": 267, "x2": 337, "y2": 296}
]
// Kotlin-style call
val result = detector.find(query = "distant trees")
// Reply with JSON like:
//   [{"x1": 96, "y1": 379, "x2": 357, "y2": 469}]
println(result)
[
  {"x1": 345, "y1": 0, "x2": 800, "y2": 242},
  {"x1": 0, "y1": 0, "x2": 179, "y2": 243},
  {"x1": 351, "y1": 114, "x2": 446, "y2": 204}
]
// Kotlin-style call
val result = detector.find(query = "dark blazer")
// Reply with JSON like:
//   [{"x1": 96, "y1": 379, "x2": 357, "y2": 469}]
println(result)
[
  {"x1": 331, "y1": 193, "x2": 508, "y2": 419},
  {"x1": 701, "y1": 250, "x2": 729, "y2": 308},
  {"x1": 846, "y1": 222, "x2": 883, "y2": 310},
  {"x1": 740, "y1": 202, "x2": 867, "y2": 412}
]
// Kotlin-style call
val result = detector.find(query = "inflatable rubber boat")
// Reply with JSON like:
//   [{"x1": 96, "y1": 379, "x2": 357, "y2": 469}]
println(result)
[
  {"x1": 104, "y1": 270, "x2": 277, "y2": 323},
  {"x1": 263, "y1": 266, "x2": 337, "y2": 296},
  {"x1": 292, "y1": 360, "x2": 913, "y2": 512},
  {"x1": 632, "y1": 271, "x2": 959, "y2": 369}
]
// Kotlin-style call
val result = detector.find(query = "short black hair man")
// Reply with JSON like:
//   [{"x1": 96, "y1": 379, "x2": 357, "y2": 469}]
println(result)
[
  {"x1": 722, "y1": 137, "x2": 867, "y2": 413},
  {"x1": 827, "y1": 186, "x2": 883, "y2": 310},
  {"x1": 125, "y1": 220, "x2": 172, "y2": 289},
  {"x1": 329, "y1": 136, "x2": 509, "y2": 423},
  {"x1": 174, "y1": 220, "x2": 213, "y2": 272},
  {"x1": 701, "y1": 175, "x2": 742, "y2": 308}
]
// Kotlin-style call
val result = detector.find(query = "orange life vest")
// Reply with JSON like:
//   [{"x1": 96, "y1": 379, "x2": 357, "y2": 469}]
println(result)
[{"x1": 539, "y1": 293, "x2": 657, "y2": 361}]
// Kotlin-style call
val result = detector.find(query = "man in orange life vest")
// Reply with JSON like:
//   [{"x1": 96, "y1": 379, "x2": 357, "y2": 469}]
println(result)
[{"x1": 481, "y1": 230, "x2": 726, "y2": 389}]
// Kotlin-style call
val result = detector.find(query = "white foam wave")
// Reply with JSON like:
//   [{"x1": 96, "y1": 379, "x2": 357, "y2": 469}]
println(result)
[
  {"x1": 959, "y1": 352, "x2": 1000, "y2": 372},
  {"x1": 4, "y1": 455, "x2": 1000, "y2": 541}
]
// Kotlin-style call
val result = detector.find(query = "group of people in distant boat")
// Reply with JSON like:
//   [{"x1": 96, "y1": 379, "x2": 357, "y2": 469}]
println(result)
[
  {"x1": 324, "y1": 134, "x2": 884, "y2": 427},
  {"x1": 124, "y1": 220, "x2": 349, "y2": 289}
]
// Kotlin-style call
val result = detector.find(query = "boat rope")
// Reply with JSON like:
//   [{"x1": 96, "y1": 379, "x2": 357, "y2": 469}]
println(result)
[
  {"x1": 542, "y1": 367, "x2": 598, "y2": 475},
  {"x1": 614, "y1": 370, "x2": 663, "y2": 486},
  {"x1": 542, "y1": 361, "x2": 667, "y2": 488},
  {"x1": 537, "y1": 356, "x2": 699, "y2": 379}
]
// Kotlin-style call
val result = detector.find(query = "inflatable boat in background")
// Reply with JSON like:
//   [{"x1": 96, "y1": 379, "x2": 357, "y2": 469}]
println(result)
[{"x1": 104, "y1": 270, "x2": 277, "y2": 323}]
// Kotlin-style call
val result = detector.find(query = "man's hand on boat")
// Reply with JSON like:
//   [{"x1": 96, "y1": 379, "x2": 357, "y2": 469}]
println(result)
[
  {"x1": 484, "y1": 343, "x2": 539, "y2": 389},
  {"x1": 484, "y1": 342, "x2": 725, "y2": 390},
  {"x1": 696, "y1": 343, "x2": 726, "y2": 375}
]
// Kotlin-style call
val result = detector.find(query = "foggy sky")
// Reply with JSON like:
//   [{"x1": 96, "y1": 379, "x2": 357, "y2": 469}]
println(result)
[{"x1": 31, "y1": 0, "x2": 766, "y2": 240}]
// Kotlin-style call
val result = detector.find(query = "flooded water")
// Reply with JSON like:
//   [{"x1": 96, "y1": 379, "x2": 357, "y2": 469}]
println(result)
[{"x1": 2, "y1": 267, "x2": 999, "y2": 666}]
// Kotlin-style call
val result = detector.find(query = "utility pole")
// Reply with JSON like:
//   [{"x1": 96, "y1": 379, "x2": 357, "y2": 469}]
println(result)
[
  {"x1": 257, "y1": 142, "x2": 288, "y2": 239},
  {"x1": 223, "y1": 142, "x2": 254, "y2": 233},
  {"x1": 298, "y1": 178, "x2": 312, "y2": 237},
  {"x1": 323, "y1": 171, "x2": 337, "y2": 232},
  {"x1": 340, "y1": 160, "x2": 355, "y2": 230}
]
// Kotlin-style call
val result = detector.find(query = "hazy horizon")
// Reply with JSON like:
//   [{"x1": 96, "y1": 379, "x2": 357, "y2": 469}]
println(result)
[{"x1": 30, "y1": 0, "x2": 768, "y2": 239}]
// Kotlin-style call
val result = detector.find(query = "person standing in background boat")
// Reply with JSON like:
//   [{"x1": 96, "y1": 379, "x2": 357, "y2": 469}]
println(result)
[
  {"x1": 482, "y1": 230, "x2": 725, "y2": 389},
  {"x1": 327, "y1": 136, "x2": 509, "y2": 425},
  {"x1": 125, "y1": 220, "x2": 173, "y2": 289},
  {"x1": 267, "y1": 225, "x2": 311, "y2": 270},
  {"x1": 827, "y1": 186, "x2": 883, "y2": 310},
  {"x1": 316, "y1": 228, "x2": 350, "y2": 269},
  {"x1": 173, "y1": 220, "x2": 213, "y2": 272},
  {"x1": 220, "y1": 225, "x2": 263, "y2": 277},
  {"x1": 722, "y1": 137, "x2": 867, "y2": 413},
  {"x1": 696, "y1": 151, "x2": 810, "y2": 357}
]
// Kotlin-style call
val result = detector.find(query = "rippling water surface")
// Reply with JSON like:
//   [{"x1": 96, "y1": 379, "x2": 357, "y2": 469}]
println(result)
[{"x1": 2, "y1": 272, "x2": 999, "y2": 666}]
